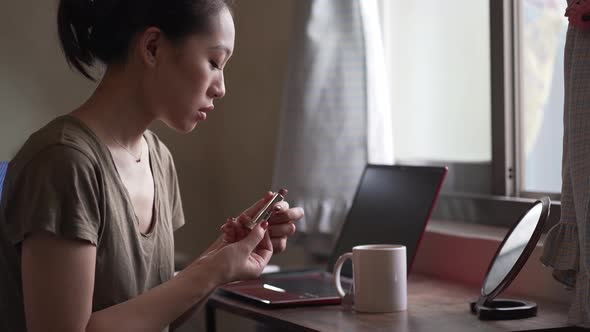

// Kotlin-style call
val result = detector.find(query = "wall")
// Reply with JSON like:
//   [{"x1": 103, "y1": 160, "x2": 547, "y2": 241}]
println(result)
[{"x1": 0, "y1": 1, "x2": 96, "y2": 158}]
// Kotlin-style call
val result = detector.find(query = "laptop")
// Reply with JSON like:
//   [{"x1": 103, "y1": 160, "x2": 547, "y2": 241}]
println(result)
[{"x1": 219, "y1": 164, "x2": 447, "y2": 307}]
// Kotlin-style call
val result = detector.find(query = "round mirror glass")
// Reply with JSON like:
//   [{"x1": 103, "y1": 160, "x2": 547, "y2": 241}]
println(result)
[{"x1": 482, "y1": 202, "x2": 543, "y2": 295}]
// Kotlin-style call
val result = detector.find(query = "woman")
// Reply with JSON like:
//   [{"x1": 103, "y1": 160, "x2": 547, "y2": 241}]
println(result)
[{"x1": 0, "y1": 0, "x2": 303, "y2": 331}]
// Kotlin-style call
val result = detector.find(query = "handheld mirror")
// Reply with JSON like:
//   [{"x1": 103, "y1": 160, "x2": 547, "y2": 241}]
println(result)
[{"x1": 470, "y1": 197, "x2": 550, "y2": 320}]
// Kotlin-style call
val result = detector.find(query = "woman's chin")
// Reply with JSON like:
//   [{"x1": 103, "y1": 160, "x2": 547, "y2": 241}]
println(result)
[
  {"x1": 164, "y1": 118, "x2": 199, "y2": 134},
  {"x1": 160, "y1": 113, "x2": 204, "y2": 133},
  {"x1": 178, "y1": 121, "x2": 199, "y2": 133}
]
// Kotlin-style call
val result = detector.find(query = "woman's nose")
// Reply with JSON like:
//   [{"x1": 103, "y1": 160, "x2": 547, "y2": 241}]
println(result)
[{"x1": 209, "y1": 74, "x2": 226, "y2": 99}]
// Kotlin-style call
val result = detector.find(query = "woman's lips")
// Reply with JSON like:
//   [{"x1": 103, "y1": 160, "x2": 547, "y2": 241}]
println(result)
[
  {"x1": 197, "y1": 106, "x2": 214, "y2": 121},
  {"x1": 196, "y1": 111, "x2": 207, "y2": 121}
]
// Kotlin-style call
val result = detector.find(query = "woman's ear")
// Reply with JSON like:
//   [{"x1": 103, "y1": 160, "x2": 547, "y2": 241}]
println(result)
[{"x1": 138, "y1": 27, "x2": 164, "y2": 67}]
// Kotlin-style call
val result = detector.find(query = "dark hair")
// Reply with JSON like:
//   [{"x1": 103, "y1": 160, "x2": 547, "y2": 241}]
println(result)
[{"x1": 57, "y1": 0, "x2": 235, "y2": 80}]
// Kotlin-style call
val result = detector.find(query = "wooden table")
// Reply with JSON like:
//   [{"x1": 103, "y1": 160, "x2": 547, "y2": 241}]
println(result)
[{"x1": 205, "y1": 274, "x2": 570, "y2": 332}]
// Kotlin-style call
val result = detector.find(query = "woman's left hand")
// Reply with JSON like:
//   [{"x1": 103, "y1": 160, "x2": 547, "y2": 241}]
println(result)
[{"x1": 220, "y1": 190, "x2": 304, "y2": 253}]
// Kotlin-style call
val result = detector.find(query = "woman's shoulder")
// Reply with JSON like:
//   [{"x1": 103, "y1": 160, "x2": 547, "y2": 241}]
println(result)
[{"x1": 10, "y1": 116, "x2": 102, "y2": 175}]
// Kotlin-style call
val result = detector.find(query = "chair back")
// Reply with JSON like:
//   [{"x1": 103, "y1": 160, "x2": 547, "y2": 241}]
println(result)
[{"x1": 0, "y1": 161, "x2": 7, "y2": 200}]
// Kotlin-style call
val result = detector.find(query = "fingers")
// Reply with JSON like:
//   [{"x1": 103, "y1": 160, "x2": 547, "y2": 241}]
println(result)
[
  {"x1": 269, "y1": 207, "x2": 305, "y2": 224},
  {"x1": 221, "y1": 218, "x2": 235, "y2": 237},
  {"x1": 236, "y1": 213, "x2": 253, "y2": 228},
  {"x1": 239, "y1": 221, "x2": 270, "y2": 251},
  {"x1": 250, "y1": 230, "x2": 274, "y2": 269},
  {"x1": 221, "y1": 217, "x2": 248, "y2": 243},
  {"x1": 256, "y1": 227, "x2": 274, "y2": 253},
  {"x1": 272, "y1": 201, "x2": 290, "y2": 214},
  {"x1": 222, "y1": 227, "x2": 235, "y2": 243},
  {"x1": 271, "y1": 236, "x2": 288, "y2": 254},
  {"x1": 268, "y1": 222, "x2": 296, "y2": 238}
]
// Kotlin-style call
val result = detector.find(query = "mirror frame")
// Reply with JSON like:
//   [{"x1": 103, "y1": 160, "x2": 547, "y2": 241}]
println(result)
[{"x1": 477, "y1": 196, "x2": 550, "y2": 306}]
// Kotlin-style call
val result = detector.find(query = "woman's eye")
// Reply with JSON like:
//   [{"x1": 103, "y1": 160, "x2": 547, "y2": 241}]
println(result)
[{"x1": 209, "y1": 60, "x2": 220, "y2": 70}]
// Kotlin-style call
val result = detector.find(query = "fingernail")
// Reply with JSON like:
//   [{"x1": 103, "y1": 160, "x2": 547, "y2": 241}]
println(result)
[
  {"x1": 220, "y1": 224, "x2": 227, "y2": 231},
  {"x1": 261, "y1": 221, "x2": 269, "y2": 230},
  {"x1": 274, "y1": 205, "x2": 281, "y2": 211}
]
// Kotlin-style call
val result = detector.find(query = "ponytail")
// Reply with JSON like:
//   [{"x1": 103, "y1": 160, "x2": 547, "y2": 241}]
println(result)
[{"x1": 57, "y1": 0, "x2": 96, "y2": 80}]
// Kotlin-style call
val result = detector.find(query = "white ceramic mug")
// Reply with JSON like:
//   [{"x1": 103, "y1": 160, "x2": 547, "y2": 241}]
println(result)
[{"x1": 333, "y1": 244, "x2": 407, "y2": 313}]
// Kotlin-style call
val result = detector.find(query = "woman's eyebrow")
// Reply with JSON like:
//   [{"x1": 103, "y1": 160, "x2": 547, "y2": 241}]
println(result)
[{"x1": 208, "y1": 45, "x2": 232, "y2": 56}]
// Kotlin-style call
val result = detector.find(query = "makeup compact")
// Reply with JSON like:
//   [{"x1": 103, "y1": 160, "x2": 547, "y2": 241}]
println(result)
[{"x1": 470, "y1": 197, "x2": 550, "y2": 320}]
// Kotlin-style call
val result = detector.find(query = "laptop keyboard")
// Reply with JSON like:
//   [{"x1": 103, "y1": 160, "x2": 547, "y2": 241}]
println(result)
[{"x1": 263, "y1": 275, "x2": 353, "y2": 298}]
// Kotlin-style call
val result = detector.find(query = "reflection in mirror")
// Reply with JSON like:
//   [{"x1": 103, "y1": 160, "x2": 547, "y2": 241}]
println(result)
[{"x1": 483, "y1": 203, "x2": 543, "y2": 295}]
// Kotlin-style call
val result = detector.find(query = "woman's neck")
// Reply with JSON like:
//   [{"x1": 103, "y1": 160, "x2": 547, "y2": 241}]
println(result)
[{"x1": 71, "y1": 66, "x2": 155, "y2": 148}]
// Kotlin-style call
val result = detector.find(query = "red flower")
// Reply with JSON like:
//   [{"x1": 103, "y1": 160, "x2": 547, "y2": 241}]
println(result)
[{"x1": 565, "y1": 0, "x2": 590, "y2": 31}]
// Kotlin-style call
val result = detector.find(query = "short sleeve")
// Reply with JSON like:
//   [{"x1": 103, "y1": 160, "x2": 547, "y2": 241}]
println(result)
[{"x1": 4, "y1": 145, "x2": 102, "y2": 246}]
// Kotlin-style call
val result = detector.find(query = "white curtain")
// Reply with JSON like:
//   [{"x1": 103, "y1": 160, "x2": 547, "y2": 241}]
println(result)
[{"x1": 273, "y1": 0, "x2": 393, "y2": 251}]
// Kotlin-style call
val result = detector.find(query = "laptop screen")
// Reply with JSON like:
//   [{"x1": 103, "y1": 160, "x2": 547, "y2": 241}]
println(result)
[{"x1": 326, "y1": 164, "x2": 447, "y2": 278}]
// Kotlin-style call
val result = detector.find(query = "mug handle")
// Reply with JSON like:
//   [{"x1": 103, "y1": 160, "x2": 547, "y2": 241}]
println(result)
[{"x1": 333, "y1": 252, "x2": 353, "y2": 297}]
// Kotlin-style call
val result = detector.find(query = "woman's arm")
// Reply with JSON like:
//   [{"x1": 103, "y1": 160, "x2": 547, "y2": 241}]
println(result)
[
  {"x1": 22, "y1": 231, "x2": 220, "y2": 332},
  {"x1": 22, "y1": 224, "x2": 270, "y2": 332},
  {"x1": 22, "y1": 232, "x2": 96, "y2": 332},
  {"x1": 170, "y1": 236, "x2": 227, "y2": 331}
]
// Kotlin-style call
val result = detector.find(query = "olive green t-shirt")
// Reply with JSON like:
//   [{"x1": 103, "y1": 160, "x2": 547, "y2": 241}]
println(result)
[{"x1": 0, "y1": 115, "x2": 185, "y2": 331}]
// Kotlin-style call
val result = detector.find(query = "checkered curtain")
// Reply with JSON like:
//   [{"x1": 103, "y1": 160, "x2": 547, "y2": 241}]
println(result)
[
  {"x1": 273, "y1": 0, "x2": 393, "y2": 250},
  {"x1": 541, "y1": 1, "x2": 590, "y2": 325}
]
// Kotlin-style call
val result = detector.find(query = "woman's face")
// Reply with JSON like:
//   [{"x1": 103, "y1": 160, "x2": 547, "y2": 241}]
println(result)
[{"x1": 151, "y1": 7, "x2": 235, "y2": 133}]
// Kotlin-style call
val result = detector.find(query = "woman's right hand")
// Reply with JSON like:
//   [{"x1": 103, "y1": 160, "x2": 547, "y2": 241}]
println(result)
[{"x1": 198, "y1": 221, "x2": 273, "y2": 284}]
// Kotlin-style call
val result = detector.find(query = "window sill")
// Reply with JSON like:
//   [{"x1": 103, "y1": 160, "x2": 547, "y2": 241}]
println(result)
[
  {"x1": 415, "y1": 219, "x2": 571, "y2": 305},
  {"x1": 433, "y1": 192, "x2": 561, "y2": 231},
  {"x1": 427, "y1": 218, "x2": 510, "y2": 242}
]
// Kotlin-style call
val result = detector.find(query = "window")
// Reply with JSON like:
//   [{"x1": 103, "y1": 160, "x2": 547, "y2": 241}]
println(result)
[
  {"x1": 380, "y1": 0, "x2": 566, "y2": 226},
  {"x1": 516, "y1": 0, "x2": 566, "y2": 196},
  {"x1": 381, "y1": 0, "x2": 492, "y2": 196},
  {"x1": 382, "y1": 0, "x2": 491, "y2": 164}
]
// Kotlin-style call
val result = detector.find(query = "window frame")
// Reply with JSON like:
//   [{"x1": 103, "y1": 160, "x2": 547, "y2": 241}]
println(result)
[{"x1": 427, "y1": 0, "x2": 561, "y2": 230}]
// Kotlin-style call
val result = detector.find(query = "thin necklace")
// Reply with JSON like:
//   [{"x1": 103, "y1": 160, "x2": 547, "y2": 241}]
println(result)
[{"x1": 111, "y1": 135, "x2": 142, "y2": 163}]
